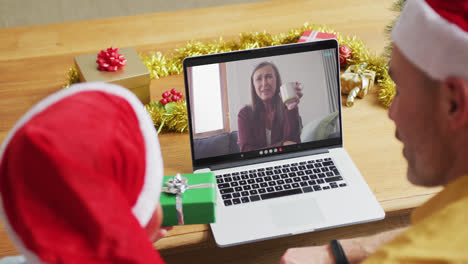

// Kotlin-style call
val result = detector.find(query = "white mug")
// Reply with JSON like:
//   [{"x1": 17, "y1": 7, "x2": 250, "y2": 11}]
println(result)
[{"x1": 280, "y1": 82, "x2": 303, "y2": 104}]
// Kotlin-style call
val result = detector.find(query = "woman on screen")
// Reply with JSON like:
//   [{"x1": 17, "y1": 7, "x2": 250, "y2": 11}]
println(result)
[{"x1": 237, "y1": 62, "x2": 302, "y2": 152}]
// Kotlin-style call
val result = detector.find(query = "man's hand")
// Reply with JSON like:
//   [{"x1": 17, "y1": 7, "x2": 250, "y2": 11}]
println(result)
[
  {"x1": 280, "y1": 227, "x2": 408, "y2": 264},
  {"x1": 281, "y1": 245, "x2": 334, "y2": 264}
]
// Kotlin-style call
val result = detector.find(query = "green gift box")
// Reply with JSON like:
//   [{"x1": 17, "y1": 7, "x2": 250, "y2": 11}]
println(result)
[{"x1": 160, "y1": 172, "x2": 216, "y2": 226}]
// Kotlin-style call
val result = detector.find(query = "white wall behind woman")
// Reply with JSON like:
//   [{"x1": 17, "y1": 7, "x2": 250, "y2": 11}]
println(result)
[{"x1": 226, "y1": 51, "x2": 332, "y2": 132}]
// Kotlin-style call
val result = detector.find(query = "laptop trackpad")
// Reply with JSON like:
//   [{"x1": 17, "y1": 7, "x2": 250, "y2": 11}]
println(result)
[{"x1": 269, "y1": 198, "x2": 325, "y2": 228}]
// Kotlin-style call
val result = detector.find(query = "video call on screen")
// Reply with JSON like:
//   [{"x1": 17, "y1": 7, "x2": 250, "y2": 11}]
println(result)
[{"x1": 187, "y1": 48, "x2": 341, "y2": 160}]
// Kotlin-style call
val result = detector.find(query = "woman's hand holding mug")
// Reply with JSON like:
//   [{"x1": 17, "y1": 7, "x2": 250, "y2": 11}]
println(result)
[{"x1": 280, "y1": 81, "x2": 303, "y2": 110}]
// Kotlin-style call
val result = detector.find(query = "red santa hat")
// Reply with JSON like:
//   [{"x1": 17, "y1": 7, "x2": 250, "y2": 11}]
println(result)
[
  {"x1": 0, "y1": 82, "x2": 165, "y2": 263},
  {"x1": 392, "y1": 0, "x2": 468, "y2": 81}
]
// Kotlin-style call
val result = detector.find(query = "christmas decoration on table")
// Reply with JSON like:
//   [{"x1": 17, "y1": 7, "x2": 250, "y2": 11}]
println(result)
[
  {"x1": 377, "y1": 70, "x2": 396, "y2": 108},
  {"x1": 145, "y1": 88, "x2": 188, "y2": 133},
  {"x1": 375, "y1": 0, "x2": 406, "y2": 108},
  {"x1": 297, "y1": 30, "x2": 337, "y2": 42},
  {"x1": 63, "y1": 20, "x2": 404, "y2": 131},
  {"x1": 340, "y1": 63, "x2": 376, "y2": 107},
  {"x1": 64, "y1": 66, "x2": 80, "y2": 88},
  {"x1": 339, "y1": 44, "x2": 352, "y2": 68},
  {"x1": 74, "y1": 47, "x2": 151, "y2": 104},
  {"x1": 160, "y1": 172, "x2": 216, "y2": 226},
  {"x1": 96, "y1": 47, "x2": 127, "y2": 71},
  {"x1": 64, "y1": 24, "x2": 339, "y2": 87},
  {"x1": 160, "y1": 88, "x2": 184, "y2": 105},
  {"x1": 384, "y1": 0, "x2": 407, "y2": 59}
]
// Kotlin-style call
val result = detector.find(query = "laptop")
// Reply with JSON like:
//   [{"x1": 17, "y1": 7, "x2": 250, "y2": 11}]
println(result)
[{"x1": 182, "y1": 39, "x2": 385, "y2": 247}]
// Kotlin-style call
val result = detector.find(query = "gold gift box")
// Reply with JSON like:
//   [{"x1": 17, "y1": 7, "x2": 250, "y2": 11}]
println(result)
[
  {"x1": 74, "y1": 47, "x2": 150, "y2": 104},
  {"x1": 340, "y1": 63, "x2": 376, "y2": 107}
]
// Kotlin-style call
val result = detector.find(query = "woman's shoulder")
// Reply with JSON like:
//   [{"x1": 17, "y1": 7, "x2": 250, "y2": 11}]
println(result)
[{"x1": 237, "y1": 105, "x2": 253, "y2": 119}]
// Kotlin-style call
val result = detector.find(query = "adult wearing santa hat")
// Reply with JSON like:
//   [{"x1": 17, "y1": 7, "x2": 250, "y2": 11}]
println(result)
[
  {"x1": 281, "y1": 0, "x2": 468, "y2": 263},
  {"x1": 0, "y1": 82, "x2": 168, "y2": 263}
]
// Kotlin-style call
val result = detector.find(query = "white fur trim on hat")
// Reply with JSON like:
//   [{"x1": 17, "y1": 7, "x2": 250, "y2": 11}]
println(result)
[{"x1": 392, "y1": 0, "x2": 468, "y2": 81}]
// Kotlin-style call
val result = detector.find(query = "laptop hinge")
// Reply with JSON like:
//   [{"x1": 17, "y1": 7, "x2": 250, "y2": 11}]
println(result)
[{"x1": 206, "y1": 148, "x2": 330, "y2": 171}]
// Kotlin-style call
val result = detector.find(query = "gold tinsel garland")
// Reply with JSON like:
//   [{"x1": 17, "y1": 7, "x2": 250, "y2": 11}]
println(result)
[
  {"x1": 64, "y1": 66, "x2": 80, "y2": 88},
  {"x1": 64, "y1": 23, "x2": 395, "y2": 132},
  {"x1": 145, "y1": 101, "x2": 188, "y2": 133}
]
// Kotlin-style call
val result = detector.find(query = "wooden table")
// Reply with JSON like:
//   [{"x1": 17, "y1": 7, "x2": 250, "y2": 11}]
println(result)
[{"x1": 0, "y1": 0, "x2": 441, "y2": 263}]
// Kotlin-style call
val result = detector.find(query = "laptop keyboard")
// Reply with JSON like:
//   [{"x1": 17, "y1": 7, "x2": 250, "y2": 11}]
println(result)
[{"x1": 216, "y1": 157, "x2": 347, "y2": 206}]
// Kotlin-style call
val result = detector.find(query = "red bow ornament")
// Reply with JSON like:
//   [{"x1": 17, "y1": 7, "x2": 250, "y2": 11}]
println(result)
[{"x1": 96, "y1": 47, "x2": 127, "y2": 71}]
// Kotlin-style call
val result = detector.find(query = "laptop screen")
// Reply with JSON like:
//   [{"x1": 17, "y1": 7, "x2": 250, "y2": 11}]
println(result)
[{"x1": 183, "y1": 40, "x2": 342, "y2": 168}]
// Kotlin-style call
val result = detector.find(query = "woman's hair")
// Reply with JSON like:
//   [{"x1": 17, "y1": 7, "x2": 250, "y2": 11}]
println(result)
[{"x1": 250, "y1": 62, "x2": 285, "y2": 127}]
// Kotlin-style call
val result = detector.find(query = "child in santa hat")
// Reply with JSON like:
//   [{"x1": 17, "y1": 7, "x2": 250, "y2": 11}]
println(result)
[{"x1": 0, "y1": 82, "x2": 169, "y2": 263}]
